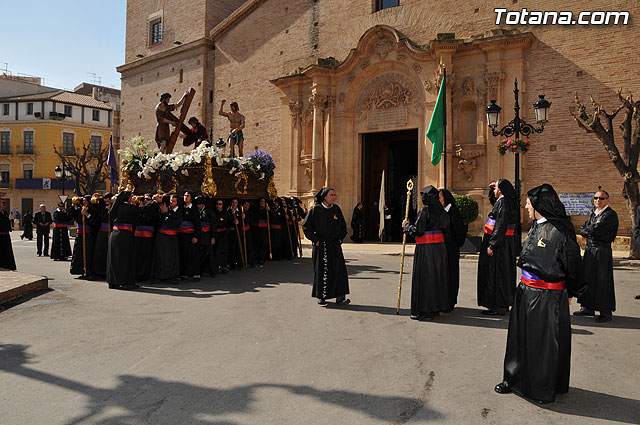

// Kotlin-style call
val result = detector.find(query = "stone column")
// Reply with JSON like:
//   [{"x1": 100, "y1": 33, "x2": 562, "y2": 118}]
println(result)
[
  {"x1": 309, "y1": 93, "x2": 326, "y2": 192},
  {"x1": 324, "y1": 95, "x2": 335, "y2": 187},
  {"x1": 288, "y1": 100, "x2": 302, "y2": 193}
]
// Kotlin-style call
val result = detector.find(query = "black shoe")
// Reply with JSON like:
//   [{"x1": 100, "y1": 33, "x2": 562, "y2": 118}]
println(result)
[
  {"x1": 317, "y1": 299, "x2": 327, "y2": 305},
  {"x1": 37, "y1": 253, "x2": 41, "y2": 256},
  {"x1": 192, "y1": 276, "x2": 200, "y2": 282},
  {"x1": 595, "y1": 315, "x2": 612, "y2": 323},
  {"x1": 20, "y1": 236, "x2": 24, "y2": 240},
  {"x1": 108, "y1": 284, "x2": 121, "y2": 289},
  {"x1": 418, "y1": 313, "x2": 436, "y2": 321},
  {"x1": 410, "y1": 315, "x2": 419, "y2": 320},
  {"x1": 442, "y1": 307, "x2": 453, "y2": 313},
  {"x1": 495, "y1": 382, "x2": 512, "y2": 394},
  {"x1": 121, "y1": 284, "x2": 139, "y2": 290},
  {"x1": 43, "y1": 254, "x2": 49, "y2": 257},
  {"x1": 482, "y1": 309, "x2": 499, "y2": 316},
  {"x1": 573, "y1": 308, "x2": 595, "y2": 316},
  {"x1": 635, "y1": 295, "x2": 640, "y2": 300},
  {"x1": 336, "y1": 298, "x2": 351, "y2": 306},
  {"x1": 172, "y1": 277, "x2": 181, "y2": 283}
]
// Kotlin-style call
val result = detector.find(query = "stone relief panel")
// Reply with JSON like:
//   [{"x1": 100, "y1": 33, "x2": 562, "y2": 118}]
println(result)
[{"x1": 356, "y1": 72, "x2": 423, "y2": 120}]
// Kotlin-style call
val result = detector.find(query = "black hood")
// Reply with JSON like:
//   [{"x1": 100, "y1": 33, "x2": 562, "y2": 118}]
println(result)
[
  {"x1": 527, "y1": 183, "x2": 576, "y2": 241},
  {"x1": 497, "y1": 179, "x2": 517, "y2": 200}
]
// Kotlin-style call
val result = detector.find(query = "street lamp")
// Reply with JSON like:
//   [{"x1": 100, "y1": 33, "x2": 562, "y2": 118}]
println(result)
[
  {"x1": 54, "y1": 164, "x2": 72, "y2": 196},
  {"x1": 485, "y1": 78, "x2": 551, "y2": 246}
]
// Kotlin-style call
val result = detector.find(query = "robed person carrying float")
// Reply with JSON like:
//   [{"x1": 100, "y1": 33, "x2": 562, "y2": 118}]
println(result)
[
  {"x1": 195, "y1": 196, "x2": 218, "y2": 278},
  {"x1": 91, "y1": 193, "x2": 113, "y2": 278},
  {"x1": 477, "y1": 179, "x2": 518, "y2": 315},
  {"x1": 495, "y1": 183, "x2": 586, "y2": 404},
  {"x1": 70, "y1": 195, "x2": 100, "y2": 279},
  {"x1": 107, "y1": 191, "x2": 140, "y2": 289},
  {"x1": 134, "y1": 194, "x2": 158, "y2": 282},
  {"x1": 151, "y1": 194, "x2": 182, "y2": 283},
  {"x1": 402, "y1": 186, "x2": 450, "y2": 320},
  {"x1": 302, "y1": 187, "x2": 350, "y2": 306}
]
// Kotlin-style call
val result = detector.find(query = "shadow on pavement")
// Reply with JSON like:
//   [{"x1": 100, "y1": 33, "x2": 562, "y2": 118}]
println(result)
[
  {"x1": 569, "y1": 314, "x2": 640, "y2": 330},
  {"x1": 0, "y1": 343, "x2": 443, "y2": 424},
  {"x1": 540, "y1": 387, "x2": 640, "y2": 424}
]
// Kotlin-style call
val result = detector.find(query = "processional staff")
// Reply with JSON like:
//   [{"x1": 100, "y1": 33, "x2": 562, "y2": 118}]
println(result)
[{"x1": 397, "y1": 179, "x2": 414, "y2": 315}]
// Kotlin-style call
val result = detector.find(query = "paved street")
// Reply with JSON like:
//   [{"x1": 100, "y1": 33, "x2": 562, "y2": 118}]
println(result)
[{"x1": 1, "y1": 233, "x2": 639, "y2": 424}]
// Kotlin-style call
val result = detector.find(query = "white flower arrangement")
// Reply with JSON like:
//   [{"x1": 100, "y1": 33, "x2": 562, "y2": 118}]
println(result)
[{"x1": 118, "y1": 136, "x2": 274, "y2": 180}]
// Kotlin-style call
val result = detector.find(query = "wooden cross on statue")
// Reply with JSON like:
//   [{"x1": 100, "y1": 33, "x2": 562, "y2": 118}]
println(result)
[{"x1": 165, "y1": 87, "x2": 196, "y2": 154}]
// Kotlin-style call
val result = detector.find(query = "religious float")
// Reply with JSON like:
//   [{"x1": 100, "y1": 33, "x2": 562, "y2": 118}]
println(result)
[{"x1": 117, "y1": 136, "x2": 278, "y2": 200}]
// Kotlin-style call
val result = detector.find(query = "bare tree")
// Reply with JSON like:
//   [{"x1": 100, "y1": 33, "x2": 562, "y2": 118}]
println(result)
[
  {"x1": 54, "y1": 141, "x2": 110, "y2": 196},
  {"x1": 571, "y1": 90, "x2": 640, "y2": 258}
]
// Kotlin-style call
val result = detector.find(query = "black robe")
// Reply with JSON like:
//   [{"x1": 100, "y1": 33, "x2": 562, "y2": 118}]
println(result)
[
  {"x1": 179, "y1": 204, "x2": 202, "y2": 277},
  {"x1": 0, "y1": 211, "x2": 16, "y2": 270},
  {"x1": 578, "y1": 207, "x2": 618, "y2": 313},
  {"x1": 253, "y1": 207, "x2": 270, "y2": 263},
  {"x1": 228, "y1": 208, "x2": 245, "y2": 268},
  {"x1": 70, "y1": 205, "x2": 100, "y2": 276},
  {"x1": 135, "y1": 203, "x2": 159, "y2": 282},
  {"x1": 477, "y1": 190, "x2": 518, "y2": 311},
  {"x1": 197, "y1": 206, "x2": 217, "y2": 276},
  {"x1": 151, "y1": 207, "x2": 182, "y2": 280},
  {"x1": 270, "y1": 207, "x2": 284, "y2": 260},
  {"x1": 21, "y1": 213, "x2": 33, "y2": 240},
  {"x1": 443, "y1": 204, "x2": 466, "y2": 308},
  {"x1": 350, "y1": 206, "x2": 364, "y2": 243},
  {"x1": 50, "y1": 210, "x2": 72, "y2": 260},
  {"x1": 279, "y1": 207, "x2": 294, "y2": 260},
  {"x1": 404, "y1": 206, "x2": 450, "y2": 316},
  {"x1": 302, "y1": 203, "x2": 349, "y2": 300},
  {"x1": 107, "y1": 196, "x2": 140, "y2": 286},
  {"x1": 213, "y1": 209, "x2": 230, "y2": 270},
  {"x1": 91, "y1": 206, "x2": 111, "y2": 277},
  {"x1": 503, "y1": 220, "x2": 586, "y2": 403}
]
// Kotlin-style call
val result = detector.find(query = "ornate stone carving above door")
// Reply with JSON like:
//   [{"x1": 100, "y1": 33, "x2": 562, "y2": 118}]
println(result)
[
  {"x1": 455, "y1": 144, "x2": 486, "y2": 181},
  {"x1": 356, "y1": 72, "x2": 422, "y2": 120}
]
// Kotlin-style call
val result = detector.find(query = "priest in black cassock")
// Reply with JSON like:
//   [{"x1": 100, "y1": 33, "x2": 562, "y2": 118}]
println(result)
[
  {"x1": 253, "y1": 198, "x2": 271, "y2": 265},
  {"x1": 107, "y1": 191, "x2": 140, "y2": 289},
  {"x1": 495, "y1": 183, "x2": 586, "y2": 404},
  {"x1": 402, "y1": 186, "x2": 449, "y2": 320},
  {"x1": 440, "y1": 188, "x2": 466, "y2": 312},
  {"x1": 0, "y1": 197, "x2": 16, "y2": 270},
  {"x1": 350, "y1": 202, "x2": 364, "y2": 243},
  {"x1": 51, "y1": 202, "x2": 72, "y2": 261},
  {"x1": 302, "y1": 188, "x2": 350, "y2": 306},
  {"x1": 195, "y1": 196, "x2": 217, "y2": 277},
  {"x1": 179, "y1": 191, "x2": 202, "y2": 281},
  {"x1": 575, "y1": 190, "x2": 618, "y2": 322},
  {"x1": 477, "y1": 179, "x2": 518, "y2": 315}
]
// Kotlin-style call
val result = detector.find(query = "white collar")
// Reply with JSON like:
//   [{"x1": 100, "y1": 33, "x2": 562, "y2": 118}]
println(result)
[
  {"x1": 594, "y1": 205, "x2": 609, "y2": 216},
  {"x1": 444, "y1": 204, "x2": 451, "y2": 212},
  {"x1": 321, "y1": 202, "x2": 332, "y2": 209},
  {"x1": 497, "y1": 194, "x2": 504, "y2": 201},
  {"x1": 537, "y1": 217, "x2": 547, "y2": 224},
  {"x1": 184, "y1": 203, "x2": 192, "y2": 209},
  {"x1": 172, "y1": 206, "x2": 179, "y2": 212}
]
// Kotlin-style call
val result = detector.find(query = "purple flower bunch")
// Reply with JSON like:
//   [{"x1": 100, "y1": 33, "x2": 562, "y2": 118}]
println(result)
[{"x1": 246, "y1": 149, "x2": 276, "y2": 178}]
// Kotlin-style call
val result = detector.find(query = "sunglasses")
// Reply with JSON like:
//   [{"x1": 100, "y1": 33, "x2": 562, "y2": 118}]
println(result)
[{"x1": 593, "y1": 196, "x2": 608, "y2": 200}]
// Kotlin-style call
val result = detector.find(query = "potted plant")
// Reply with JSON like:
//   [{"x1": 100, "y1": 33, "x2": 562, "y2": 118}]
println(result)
[{"x1": 454, "y1": 194, "x2": 480, "y2": 253}]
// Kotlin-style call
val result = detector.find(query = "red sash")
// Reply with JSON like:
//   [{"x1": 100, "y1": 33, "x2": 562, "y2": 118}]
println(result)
[
  {"x1": 113, "y1": 224, "x2": 134, "y2": 232},
  {"x1": 415, "y1": 230, "x2": 445, "y2": 244},
  {"x1": 159, "y1": 227, "x2": 178, "y2": 236},
  {"x1": 521, "y1": 270, "x2": 566, "y2": 290},
  {"x1": 484, "y1": 218, "x2": 515, "y2": 236}
]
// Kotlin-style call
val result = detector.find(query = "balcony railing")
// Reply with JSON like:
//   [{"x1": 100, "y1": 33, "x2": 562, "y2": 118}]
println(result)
[{"x1": 57, "y1": 145, "x2": 77, "y2": 156}]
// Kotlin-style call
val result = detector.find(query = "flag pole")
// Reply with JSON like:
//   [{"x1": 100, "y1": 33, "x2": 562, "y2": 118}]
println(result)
[{"x1": 443, "y1": 66, "x2": 447, "y2": 189}]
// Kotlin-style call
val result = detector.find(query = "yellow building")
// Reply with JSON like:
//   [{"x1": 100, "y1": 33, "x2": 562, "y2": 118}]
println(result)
[{"x1": 0, "y1": 88, "x2": 113, "y2": 216}]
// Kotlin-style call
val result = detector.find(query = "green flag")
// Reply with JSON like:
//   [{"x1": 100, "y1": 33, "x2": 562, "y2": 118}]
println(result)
[{"x1": 427, "y1": 73, "x2": 446, "y2": 165}]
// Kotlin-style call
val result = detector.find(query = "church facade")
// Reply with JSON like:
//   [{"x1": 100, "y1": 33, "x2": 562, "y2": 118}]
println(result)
[{"x1": 119, "y1": 0, "x2": 640, "y2": 237}]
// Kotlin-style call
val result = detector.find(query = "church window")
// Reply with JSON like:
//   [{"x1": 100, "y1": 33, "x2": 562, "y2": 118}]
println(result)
[{"x1": 374, "y1": 0, "x2": 400, "y2": 12}]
